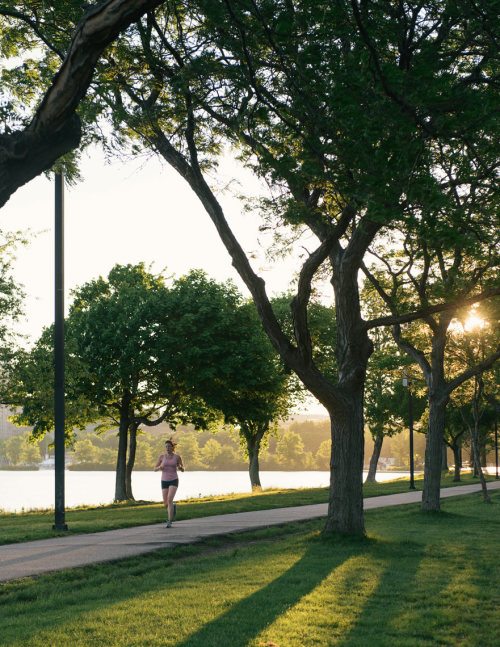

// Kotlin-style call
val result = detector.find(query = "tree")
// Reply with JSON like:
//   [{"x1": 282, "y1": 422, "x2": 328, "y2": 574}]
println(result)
[
  {"x1": 5, "y1": 324, "x2": 98, "y2": 439},
  {"x1": 68, "y1": 263, "x2": 224, "y2": 500},
  {"x1": 448, "y1": 303, "x2": 500, "y2": 497},
  {"x1": 315, "y1": 440, "x2": 331, "y2": 471},
  {"x1": 0, "y1": 0, "x2": 170, "y2": 207},
  {"x1": 276, "y1": 430, "x2": 304, "y2": 470},
  {"x1": 4, "y1": 432, "x2": 41, "y2": 465},
  {"x1": 88, "y1": 0, "x2": 499, "y2": 531},
  {"x1": 163, "y1": 271, "x2": 296, "y2": 489},
  {"x1": 363, "y1": 326, "x2": 415, "y2": 482},
  {"x1": 175, "y1": 432, "x2": 205, "y2": 469},
  {"x1": 72, "y1": 437, "x2": 99, "y2": 464},
  {"x1": 7, "y1": 264, "x2": 220, "y2": 501},
  {"x1": 443, "y1": 405, "x2": 467, "y2": 482},
  {"x1": 0, "y1": 229, "x2": 27, "y2": 395}
]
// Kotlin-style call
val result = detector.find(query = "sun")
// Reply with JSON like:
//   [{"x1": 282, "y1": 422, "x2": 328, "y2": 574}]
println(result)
[{"x1": 464, "y1": 313, "x2": 485, "y2": 332}]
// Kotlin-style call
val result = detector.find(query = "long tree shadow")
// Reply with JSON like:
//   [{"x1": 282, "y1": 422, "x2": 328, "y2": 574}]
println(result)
[
  {"x1": 176, "y1": 535, "x2": 373, "y2": 647},
  {"x1": 0, "y1": 526, "x2": 346, "y2": 646},
  {"x1": 334, "y1": 504, "x2": 500, "y2": 646},
  {"x1": 333, "y1": 537, "x2": 424, "y2": 647}
]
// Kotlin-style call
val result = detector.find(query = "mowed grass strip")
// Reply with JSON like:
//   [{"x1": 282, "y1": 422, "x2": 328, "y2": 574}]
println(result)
[
  {"x1": 0, "y1": 491, "x2": 498, "y2": 647},
  {"x1": 0, "y1": 471, "x2": 494, "y2": 545}
]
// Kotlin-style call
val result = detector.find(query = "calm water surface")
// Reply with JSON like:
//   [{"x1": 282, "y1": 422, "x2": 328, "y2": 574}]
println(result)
[{"x1": 0, "y1": 469, "x2": 418, "y2": 513}]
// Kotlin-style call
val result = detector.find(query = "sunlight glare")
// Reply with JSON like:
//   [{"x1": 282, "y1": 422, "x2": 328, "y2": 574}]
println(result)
[{"x1": 464, "y1": 314, "x2": 485, "y2": 332}]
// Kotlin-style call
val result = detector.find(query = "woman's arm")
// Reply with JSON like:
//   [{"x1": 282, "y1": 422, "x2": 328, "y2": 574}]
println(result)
[
  {"x1": 154, "y1": 455, "x2": 163, "y2": 472},
  {"x1": 177, "y1": 454, "x2": 185, "y2": 472}
]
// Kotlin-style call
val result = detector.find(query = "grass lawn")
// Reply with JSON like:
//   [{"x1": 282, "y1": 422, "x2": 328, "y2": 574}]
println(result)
[
  {"x1": 0, "y1": 490, "x2": 498, "y2": 647},
  {"x1": 0, "y1": 471, "x2": 495, "y2": 545}
]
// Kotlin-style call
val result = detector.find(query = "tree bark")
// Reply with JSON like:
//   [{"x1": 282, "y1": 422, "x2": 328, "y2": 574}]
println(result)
[
  {"x1": 322, "y1": 245, "x2": 373, "y2": 534},
  {"x1": 114, "y1": 390, "x2": 131, "y2": 502},
  {"x1": 422, "y1": 393, "x2": 448, "y2": 511},
  {"x1": 125, "y1": 422, "x2": 139, "y2": 500},
  {"x1": 470, "y1": 428, "x2": 490, "y2": 502},
  {"x1": 452, "y1": 445, "x2": 461, "y2": 482},
  {"x1": 469, "y1": 377, "x2": 490, "y2": 502},
  {"x1": 325, "y1": 394, "x2": 365, "y2": 534},
  {"x1": 247, "y1": 440, "x2": 262, "y2": 490},
  {"x1": 441, "y1": 443, "x2": 449, "y2": 472},
  {"x1": 365, "y1": 433, "x2": 383, "y2": 483},
  {"x1": 244, "y1": 423, "x2": 267, "y2": 490}
]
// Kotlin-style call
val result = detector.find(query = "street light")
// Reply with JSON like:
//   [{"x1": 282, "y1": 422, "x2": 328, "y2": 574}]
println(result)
[
  {"x1": 53, "y1": 172, "x2": 67, "y2": 531},
  {"x1": 402, "y1": 374, "x2": 416, "y2": 490}
]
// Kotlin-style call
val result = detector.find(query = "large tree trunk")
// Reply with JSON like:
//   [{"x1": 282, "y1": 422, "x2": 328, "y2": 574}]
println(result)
[
  {"x1": 365, "y1": 433, "x2": 383, "y2": 483},
  {"x1": 324, "y1": 388, "x2": 365, "y2": 534},
  {"x1": 114, "y1": 391, "x2": 131, "y2": 502},
  {"x1": 321, "y1": 249, "x2": 373, "y2": 534},
  {"x1": 125, "y1": 422, "x2": 138, "y2": 500},
  {"x1": 422, "y1": 394, "x2": 448, "y2": 511}
]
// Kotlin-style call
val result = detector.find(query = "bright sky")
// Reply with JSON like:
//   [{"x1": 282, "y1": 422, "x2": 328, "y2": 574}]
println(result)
[{"x1": 0, "y1": 146, "x2": 328, "y2": 415}]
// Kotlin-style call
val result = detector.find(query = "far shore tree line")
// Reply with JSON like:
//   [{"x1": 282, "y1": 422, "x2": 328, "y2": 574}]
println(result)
[
  {"x1": 0, "y1": 1, "x2": 499, "y2": 534},
  {"x1": 2, "y1": 413, "x2": 498, "y2": 480}
]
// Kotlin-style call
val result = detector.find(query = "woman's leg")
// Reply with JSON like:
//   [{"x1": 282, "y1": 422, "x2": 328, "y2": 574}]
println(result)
[
  {"x1": 167, "y1": 485, "x2": 178, "y2": 521},
  {"x1": 162, "y1": 486, "x2": 169, "y2": 516}
]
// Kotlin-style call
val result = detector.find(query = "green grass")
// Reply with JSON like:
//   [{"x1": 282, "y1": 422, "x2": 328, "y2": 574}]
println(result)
[
  {"x1": 0, "y1": 471, "x2": 494, "y2": 545},
  {"x1": 0, "y1": 491, "x2": 498, "y2": 647}
]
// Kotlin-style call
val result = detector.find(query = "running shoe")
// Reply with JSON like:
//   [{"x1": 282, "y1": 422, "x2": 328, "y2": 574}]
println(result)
[{"x1": 165, "y1": 520, "x2": 172, "y2": 528}]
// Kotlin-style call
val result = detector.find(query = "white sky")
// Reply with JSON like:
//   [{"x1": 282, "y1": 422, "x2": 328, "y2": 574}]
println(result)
[{"x1": 0, "y1": 146, "x2": 328, "y2": 415}]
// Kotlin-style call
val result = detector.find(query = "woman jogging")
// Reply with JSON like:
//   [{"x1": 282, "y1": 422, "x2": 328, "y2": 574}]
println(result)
[{"x1": 154, "y1": 438, "x2": 184, "y2": 528}]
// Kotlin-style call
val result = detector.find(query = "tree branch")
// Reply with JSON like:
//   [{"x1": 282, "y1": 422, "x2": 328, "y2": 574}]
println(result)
[
  {"x1": 0, "y1": 0, "x2": 167, "y2": 208},
  {"x1": 364, "y1": 287, "x2": 500, "y2": 331}
]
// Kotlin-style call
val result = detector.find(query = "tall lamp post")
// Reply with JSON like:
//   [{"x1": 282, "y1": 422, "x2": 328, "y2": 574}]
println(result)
[
  {"x1": 402, "y1": 374, "x2": 416, "y2": 490},
  {"x1": 53, "y1": 172, "x2": 68, "y2": 531}
]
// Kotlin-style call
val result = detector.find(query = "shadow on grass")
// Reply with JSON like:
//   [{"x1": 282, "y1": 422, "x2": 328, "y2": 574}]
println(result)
[
  {"x1": 176, "y1": 535, "x2": 381, "y2": 647},
  {"x1": 335, "y1": 497, "x2": 500, "y2": 647}
]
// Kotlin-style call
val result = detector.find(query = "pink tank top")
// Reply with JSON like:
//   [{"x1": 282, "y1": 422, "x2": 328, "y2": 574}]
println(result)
[{"x1": 161, "y1": 453, "x2": 179, "y2": 480}]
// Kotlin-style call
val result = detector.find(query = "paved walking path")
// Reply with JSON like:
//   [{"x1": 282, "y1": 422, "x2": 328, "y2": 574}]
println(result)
[{"x1": 1, "y1": 482, "x2": 498, "y2": 583}]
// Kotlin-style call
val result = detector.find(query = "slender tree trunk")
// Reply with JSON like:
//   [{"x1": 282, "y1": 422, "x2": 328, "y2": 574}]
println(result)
[
  {"x1": 470, "y1": 428, "x2": 490, "y2": 502},
  {"x1": 452, "y1": 445, "x2": 461, "y2": 482},
  {"x1": 472, "y1": 449, "x2": 478, "y2": 477},
  {"x1": 245, "y1": 423, "x2": 266, "y2": 490},
  {"x1": 441, "y1": 443, "x2": 449, "y2": 472},
  {"x1": 125, "y1": 422, "x2": 138, "y2": 500},
  {"x1": 470, "y1": 377, "x2": 490, "y2": 502},
  {"x1": 114, "y1": 391, "x2": 131, "y2": 502},
  {"x1": 365, "y1": 433, "x2": 383, "y2": 483},
  {"x1": 248, "y1": 441, "x2": 262, "y2": 490},
  {"x1": 422, "y1": 394, "x2": 448, "y2": 511}
]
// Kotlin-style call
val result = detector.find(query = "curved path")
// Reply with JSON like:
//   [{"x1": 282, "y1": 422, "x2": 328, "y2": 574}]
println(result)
[{"x1": 1, "y1": 482, "x2": 498, "y2": 583}]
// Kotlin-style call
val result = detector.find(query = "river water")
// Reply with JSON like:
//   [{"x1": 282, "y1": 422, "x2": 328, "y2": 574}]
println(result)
[{"x1": 0, "y1": 469, "x2": 419, "y2": 513}]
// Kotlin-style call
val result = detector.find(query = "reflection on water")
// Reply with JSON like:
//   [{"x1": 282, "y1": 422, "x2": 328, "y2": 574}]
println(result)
[{"x1": 1, "y1": 469, "x2": 422, "y2": 513}]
